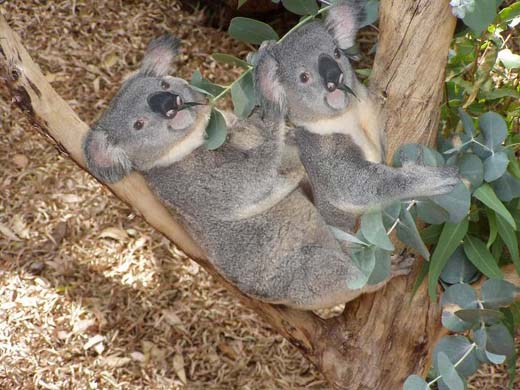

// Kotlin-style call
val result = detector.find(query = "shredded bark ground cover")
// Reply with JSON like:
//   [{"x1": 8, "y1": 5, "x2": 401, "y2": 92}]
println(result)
[{"x1": 0, "y1": 1, "x2": 518, "y2": 389}]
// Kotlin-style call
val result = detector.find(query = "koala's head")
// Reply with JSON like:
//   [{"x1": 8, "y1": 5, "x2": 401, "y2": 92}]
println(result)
[
  {"x1": 254, "y1": 0, "x2": 365, "y2": 126},
  {"x1": 84, "y1": 34, "x2": 210, "y2": 183}
]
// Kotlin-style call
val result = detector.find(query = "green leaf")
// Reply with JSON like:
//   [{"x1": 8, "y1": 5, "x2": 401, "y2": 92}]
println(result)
[
  {"x1": 479, "y1": 112, "x2": 508, "y2": 151},
  {"x1": 238, "y1": 0, "x2": 248, "y2": 8},
  {"x1": 348, "y1": 246, "x2": 375, "y2": 289},
  {"x1": 481, "y1": 279, "x2": 519, "y2": 309},
  {"x1": 417, "y1": 200, "x2": 449, "y2": 225},
  {"x1": 462, "y1": 0, "x2": 496, "y2": 35},
  {"x1": 228, "y1": 17, "x2": 279, "y2": 45},
  {"x1": 498, "y1": 49, "x2": 520, "y2": 69},
  {"x1": 455, "y1": 308, "x2": 504, "y2": 325},
  {"x1": 396, "y1": 207, "x2": 430, "y2": 260},
  {"x1": 281, "y1": 0, "x2": 319, "y2": 15},
  {"x1": 231, "y1": 71, "x2": 255, "y2": 118},
  {"x1": 204, "y1": 108, "x2": 228, "y2": 150},
  {"x1": 457, "y1": 154, "x2": 483, "y2": 190},
  {"x1": 367, "y1": 248, "x2": 391, "y2": 285},
  {"x1": 437, "y1": 352, "x2": 465, "y2": 390},
  {"x1": 382, "y1": 202, "x2": 401, "y2": 229},
  {"x1": 458, "y1": 108, "x2": 476, "y2": 138},
  {"x1": 360, "y1": 211, "x2": 394, "y2": 251},
  {"x1": 473, "y1": 184, "x2": 516, "y2": 229},
  {"x1": 433, "y1": 336, "x2": 479, "y2": 378},
  {"x1": 360, "y1": 0, "x2": 380, "y2": 28},
  {"x1": 329, "y1": 225, "x2": 369, "y2": 246},
  {"x1": 411, "y1": 261, "x2": 429, "y2": 301},
  {"x1": 440, "y1": 246, "x2": 480, "y2": 285},
  {"x1": 499, "y1": 2, "x2": 520, "y2": 22},
  {"x1": 441, "y1": 283, "x2": 478, "y2": 332},
  {"x1": 403, "y1": 375, "x2": 429, "y2": 390},
  {"x1": 463, "y1": 236, "x2": 503, "y2": 279},
  {"x1": 421, "y1": 223, "x2": 443, "y2": 245},
  {"x1": 496, "y1": 213, "x2": 520, "y2": 274},
  {"x1": 483, "y1": 152, "x2": 509, "y2": 182},
  {"x1": 492, "y1": 172, "x2": 520, "y2": 202},
  {"x1": 191, "y1": 70, "x2": 225, "y2": 97},
  {"x1": 428, "y1": 217, "x2": 469, "y2": 300},
  {"x1": 393, "y1": 144, "x2": 443, "y2": 167},
  {"x1": 486, "y1": 323, "x2": 515, "y2": 358},
  {"x1": 486, "y1": 210, "x2": 498, "y2": 249},
  {"x1": 431, "y1": 182, "x2": 471, "y2": 224},
  {"x1": 212, "y1": 53, "x2": 251, "y2": 68}
]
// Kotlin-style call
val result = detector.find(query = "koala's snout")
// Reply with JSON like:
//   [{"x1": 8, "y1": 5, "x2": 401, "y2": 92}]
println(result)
[
  {"x1": 147, "y1": 91, "x2": 183, "y2": 119},
  {"x1": 318, "y1": 54, "x2": 343, "y2": 92}
]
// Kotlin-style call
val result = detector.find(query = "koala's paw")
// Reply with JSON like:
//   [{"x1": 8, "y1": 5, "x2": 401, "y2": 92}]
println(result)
[
  {"x1": 390, "y1": 253, "x2": 416, "y2": 277},
  {"x1": 428, "y1": 166, "x2": 460, "y2": 195}
]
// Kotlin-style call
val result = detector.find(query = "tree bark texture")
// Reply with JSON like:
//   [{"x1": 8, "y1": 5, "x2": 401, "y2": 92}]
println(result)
[{"x1": 1, "y1": 2, "x2": 516, "y2": 389}]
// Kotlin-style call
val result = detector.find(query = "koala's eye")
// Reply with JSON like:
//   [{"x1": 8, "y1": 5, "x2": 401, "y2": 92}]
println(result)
[
  {"x1": 334, "y1": 48, "x2": 341, "y2": 59},
  {"x1": 160, "y1": 80, "x2": 170, "y2": 90},
  {"x1": 133, "y1": 119, "x2": 145, "y2": 130},
  {"x1": 299, "y1": 72, "x2": 310, "y2": 83}
]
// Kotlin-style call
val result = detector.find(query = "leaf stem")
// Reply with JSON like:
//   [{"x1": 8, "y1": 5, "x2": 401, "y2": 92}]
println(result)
[
  {"x1": 471, "y1": 137, "x2": 494, "y2": 153},
  {"x1": 210, "y1": 67, "x2": 252, "y2": 104},
  {"x1": 386, "y1": 201, "x2": 416, "y2": 236},
  {"x1": 427, "y1": 343, "x2": 477, "y2": 387}
]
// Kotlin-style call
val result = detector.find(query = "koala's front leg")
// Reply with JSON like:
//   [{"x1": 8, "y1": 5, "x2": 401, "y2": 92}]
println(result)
[{"x1": 329, "y1": 160, "x2": 459, "y2": 213}]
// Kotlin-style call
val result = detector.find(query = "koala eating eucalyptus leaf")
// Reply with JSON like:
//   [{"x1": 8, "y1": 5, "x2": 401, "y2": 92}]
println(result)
[{"x1": 83, "y1": 34, "x2": 413, "y2": 310}]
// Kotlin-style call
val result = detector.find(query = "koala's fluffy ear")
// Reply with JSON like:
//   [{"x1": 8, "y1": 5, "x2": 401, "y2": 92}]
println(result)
[
  {"x1": 253, "y1": 41, "x2": 286, "y2": 116},
  {"x1": 325, "y1": 0, "x2": 365, "y2": 50},
  {"x1": 139, "y1": 34, "x2": 180, "y2": 77},
  {"x1": 83, "y1": 130, "x2": 131, "y2": 183}
]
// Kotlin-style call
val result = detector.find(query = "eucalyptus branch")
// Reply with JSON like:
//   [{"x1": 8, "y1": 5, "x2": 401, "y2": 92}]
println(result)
[
  {"x1": 210, "y1": 66, "x2": 252, "y2": 104},
  {"x1": 427, "y1": 343, "x2": 477, "y2": 387}
]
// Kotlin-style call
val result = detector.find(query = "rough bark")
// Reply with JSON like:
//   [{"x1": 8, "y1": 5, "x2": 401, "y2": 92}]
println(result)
[{"x1": 1, "y1": 2, "x2": 517, "y2": 389}]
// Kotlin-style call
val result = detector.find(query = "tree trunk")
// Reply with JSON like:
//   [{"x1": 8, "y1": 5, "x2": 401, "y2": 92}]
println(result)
[{"x1": 1, "y1": 2, "x2": 518, "y2": 389}]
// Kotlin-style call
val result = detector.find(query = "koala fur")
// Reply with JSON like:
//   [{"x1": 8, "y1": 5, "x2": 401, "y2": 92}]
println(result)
[
  {"x1": 254, "y1": 0, "x2": 460, "y2": 232},
  {"x1": 83, "y1": 35, "x2": 402, "y2": 310}
]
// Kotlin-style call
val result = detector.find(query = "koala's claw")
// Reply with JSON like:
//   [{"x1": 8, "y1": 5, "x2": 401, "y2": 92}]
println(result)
[{"x1": 390, "y1": 254, "x2": 416, "y2": 277}]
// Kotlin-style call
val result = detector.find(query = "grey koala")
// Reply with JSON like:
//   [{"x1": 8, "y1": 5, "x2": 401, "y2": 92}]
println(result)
[
  {"x1": 254, "y1": 0, "x2": 460, "y2": 232},
  {"x1": 83, "y1": 35, "x2": 407, "y2": 310}
]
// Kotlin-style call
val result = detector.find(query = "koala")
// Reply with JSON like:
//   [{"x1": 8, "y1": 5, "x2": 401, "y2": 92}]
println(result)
[
  {"x1": 83, "y1": 35, "x2": 408, "y2": 310},
  {"x1": 254, "y1": 0, "x2": 460, "y2": 232}
]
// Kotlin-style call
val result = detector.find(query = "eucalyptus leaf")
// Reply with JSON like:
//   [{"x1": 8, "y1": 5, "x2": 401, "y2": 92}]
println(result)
[
  {"x1": 492, "y1": 172, "x2": 520, "y2": 202},
  {"x1": 231, "y1": 71, "x2": 255, "y2": 118},
  {"x1": 486, "y1": 210, "x2": 498, "y2": 249},
  {"x1": 417, "y1": 200, "x2": 450, "y2": 225},
  {"x1": 486, "y1": 323, "x2": 515, "y2": 358},
  {"x1": 455, "y1": 308, "x2": 504, "y2": 325},
  {"x1": 433, "y1": 336, "x2": 479, "y2": 378},
  {"x1": 360, "y1": 211, "x2": 394, "y2": 251},
  {"x1": 441, "y1": 283, "x2": 478, "y2": 332},
  {"x1": 496, "y1": 213, "x2": 520, "y2": 274},
  {"x1": 428, "y1": 217, "x2": 469, "y2": 300},
  {"x1": 393, "y1": 144, "x2": 444, "y2": 167},
  {"x1": 348, "y1": 246, "x2": 375, "y2": 289},
  {"x1": 281, "y1": 0, "x2": 319, "y2": 15},
  {"x1": 367, "y1": 248, "x2": 392, "y2": 285},
  {"x1": 204, "y1": 108, "x2": 228, "y2": 150},
  {"x1": 421, "y1": 223, "x2": 443, "y2": 245},
  {"x1": 431, "y1": 182, "x2": 471, "y2": 224},
  {"x1": 212, "y1": 53, "x2": 251, "y2": 68},
  {"x1": 382, "y1": 201, "x2": 401, "y2": 229},
  {"x1": 440, "y1": 246, "x2": 480, "y2": 285},
  {"x1": 403, "y1": 375, "x2": 429, "y2": 390},
  {"x1": 463, "y1": 236, "x2": 503, "y2": 279},
  {"x1": 458, "y1": 108, "x2": 476, "y2": 138},
  {"x1": 462, "y1": 0, "x2": 496, "y2": 35},
  {"x1": 481, "y1": 279, "x2": 519, "y2": 309},
  {"x1": 479, "y1": 112, "x2": 508, "y2": 151},
  {"x1": 228, "y1": 17, "x2": 279, "y2": 45},
  {"x1": 473, "y1": 184, "x2": 516, "y2": 229},
  {"x1": 498, "y1": 49, "x2": 520, "y2": 69},
  {"x1": 191, "y1": 70, "x2": 225, "y2": 97},
  {"x1": 329, "y1": 225, "x2": 368, "y2": 246},
  {"x1": 457, "y1": 154, "x2": 483, "y2": 190},
  {"x1": 396, "y1": 207, "x2": 430, "y2": 260},
  {"x1": 360, "y1": 0, "x2": 380, "y2": 28},
  {"x1": 471, "y1": 135, "x2": 492, "y2": 159},
  {"x1": 483, "y1": 152, "x2": 509, "y2": 182},
  {"x1": 437, "y1": 352, "x2": 465, "y2": 390}
]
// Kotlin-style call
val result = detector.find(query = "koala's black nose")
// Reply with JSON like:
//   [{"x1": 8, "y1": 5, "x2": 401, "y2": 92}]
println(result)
[
  {"x1": 147, "y1": 91, "x2": 181, "y2": 118},
  {"x1": 318, "y1": 54, "x2": 343, "y2": 92}
]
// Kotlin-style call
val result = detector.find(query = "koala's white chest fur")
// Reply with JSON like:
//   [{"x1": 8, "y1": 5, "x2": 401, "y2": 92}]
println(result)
[{"x1": 302, "y1": 94, "x2": 385, "y2": 163}]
